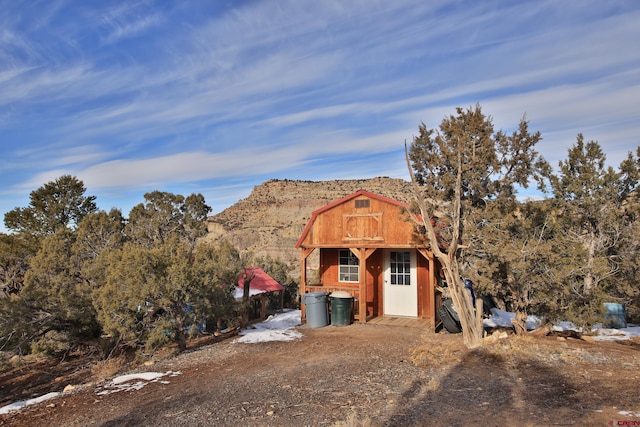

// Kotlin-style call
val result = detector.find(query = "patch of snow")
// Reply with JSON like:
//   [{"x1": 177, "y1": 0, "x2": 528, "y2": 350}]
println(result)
[
  {"x1": 552, "y1": 321, "x2": 581, "y2": 333},
  {"x1": 235, "y1": 309, "x2": 302, "y2": 344},
  {"x1": 233, "y1": 287, "x2": 267, "y2": 299},
  {"x1": 484, "y1": 308, "x2": 640, "y2": 341},
  {"x1": 112, "y1": 371, "x2": 169, "y2": 384},
  {"x1": 0, "y1": 392, "x2": 60, "y2": 415},
  {"x1": 96, "y1": 371, "x2": 182, "y2": 395},
  {"x1": 592, "y1": 325, "x2": 640, "y2": 342},
  {"x1": 483, "y1": 308, "x2": 541, "y2": 330}
]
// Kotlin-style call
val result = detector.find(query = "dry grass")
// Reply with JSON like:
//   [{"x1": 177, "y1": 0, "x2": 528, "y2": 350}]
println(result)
[
  {"x1": 91, "y1": 356, "x2": 128, "y2": 382},
  {"x1": 410, "y1": 332, "x2": 614, "y2": 376},
  {"x1": 333, "y1": 412, "x2": 378, "y2": 427},
  {"x1": 481, "y1": 334, "x2": 613, "y2": 366},
  {"x1": 409, "y1": 335, "x2": 466, "y2": 368},
  {"x1": 424, "y1": 377, "x2": 441, "y2": 392}
]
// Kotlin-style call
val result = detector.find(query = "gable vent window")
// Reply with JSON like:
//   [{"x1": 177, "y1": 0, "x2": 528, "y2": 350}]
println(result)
[{"x1": 355, "y1": 199, "x2": 370, "y2": 208}]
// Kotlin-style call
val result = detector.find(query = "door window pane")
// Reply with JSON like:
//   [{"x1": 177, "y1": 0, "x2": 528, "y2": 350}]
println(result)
[{"x1": 390, "y1": 251, "x2": 411, "y2": 286}]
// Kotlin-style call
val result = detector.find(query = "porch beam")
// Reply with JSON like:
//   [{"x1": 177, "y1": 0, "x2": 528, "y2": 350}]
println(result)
[{"x1": 364, "y1": 248, "x2": 376, "y2": 260}]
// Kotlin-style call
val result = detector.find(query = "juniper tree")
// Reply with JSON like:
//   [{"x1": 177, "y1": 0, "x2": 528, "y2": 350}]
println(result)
[
  {"x1": 614, "y1": 191, "x2": 640, "y2": 321},
  {"x1": 0, "y1": 233, "x2": 35, "y2": 296},
  {"x1": 125, "y1": 191, "x2": 210, "y2": 249},
  {"x1": 2, "y1": 175, "x2": 97, "y2": 297},
  {"x1": 615, "y1": 148, "x2": 640, "y2": 321},
  {"x1": 550, "y1": 136, "x2": 622, "y2": 294},
  {"x1": 543, "y1": 137, "x2": 639, "y2": 328},
  {"x1": 469, "y1": 199, "x2": 581, "y2": 334},
  {"x1": 191, "y1": 239, "x2": 242, "y2": 333},
  {"x1": 95, "y1": 238, "x2": 242, "y2": 352},
  {"x1": 93, "y1": 191, "x2": 241, "y2": 352},
  {"x1": 72, "y1": 209, "x2": 126, "y2": 290},
  {"x1": 256, "y1": 255, "x2": 299, "y2": 309},
  {"x1": 407, "y1": 105, "x2": 548, "y2": 346},
  {"x1": 17, "y1": 229, "x2": 99, "y2": 354},
  {"x1": 4, "y1": 175, "x2": 97, "y2": 237},
  {"x1": 0, "y1": 176, "x2": 99, "y2": 354}
]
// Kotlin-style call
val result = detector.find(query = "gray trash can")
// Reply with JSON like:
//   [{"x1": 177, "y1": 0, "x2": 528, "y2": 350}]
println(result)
[
  {"x1": 302, "y1": 291, "x2": 329, "y2": 328},
  {"x1": 329, "y1": 291, "x2": 353, "y2": 326}
]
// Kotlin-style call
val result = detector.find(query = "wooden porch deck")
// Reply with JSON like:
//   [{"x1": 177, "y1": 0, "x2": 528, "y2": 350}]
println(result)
[{"x1": 365, "y1": 316, "x2": 432, "y2": 329}]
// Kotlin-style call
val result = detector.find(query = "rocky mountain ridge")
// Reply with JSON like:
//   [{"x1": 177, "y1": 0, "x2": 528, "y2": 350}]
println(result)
[{"x1": 203, "y1": 177, "x2": 416, "y2": 272}]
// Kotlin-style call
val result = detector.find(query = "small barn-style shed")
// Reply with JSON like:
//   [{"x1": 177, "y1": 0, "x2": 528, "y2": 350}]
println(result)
[
  {"x1": 296, "y1": 190, "x2": 441, "y2": 328},
  {"x1": 235, "y1": 267, "x2": 285, "y2": 321}
]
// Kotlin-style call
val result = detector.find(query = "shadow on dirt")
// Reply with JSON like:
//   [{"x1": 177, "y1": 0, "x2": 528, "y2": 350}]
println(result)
[
  {"x1": 386, "y1": 349, "x2": 581, "y2": 426},
  {"x1": 99, "y1": 390, "x2": 206, "y2": 427}
]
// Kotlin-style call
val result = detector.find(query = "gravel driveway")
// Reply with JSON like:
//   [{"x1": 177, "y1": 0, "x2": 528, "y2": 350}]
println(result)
[{"x1": 3, "y1": 322, "x2": 639, "y2": 426}]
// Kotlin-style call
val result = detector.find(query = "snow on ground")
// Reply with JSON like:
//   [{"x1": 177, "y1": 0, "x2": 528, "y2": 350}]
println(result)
[
  {"x1": 591, "y1": 325, "x2": 640, "y2": 342},
  {"x1": 484, "y1": 308, "x2": 640, "y2": 341},
  {"x1": 0, "y1": 371, "x2": 184, "y2": 415},
  {"x1": 96, "y1": 371, "x2": 182, "y2": 395},
  {"x1": 483, "y1": 308, "x2": 543, "y2": 330},
  {"x1": 0, "y1": 392, "x2": 61, "y2": 415},
  {"x1": 0, "y1": 311, "x2": 303, "y2": 415},
  {"x1": 235, "y1": 309, "x2": 303, "y2": 344}
]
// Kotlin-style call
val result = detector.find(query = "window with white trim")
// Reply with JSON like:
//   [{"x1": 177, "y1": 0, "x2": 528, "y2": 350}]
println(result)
[{"x1": 338, "y1": 249, "x2": 359, "y2": 282}]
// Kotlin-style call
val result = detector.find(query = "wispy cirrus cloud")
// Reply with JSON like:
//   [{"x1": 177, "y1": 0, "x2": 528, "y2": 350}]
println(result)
[
  {"x1": 94, "y1": 1, "x2": 166, "y2": 45},
  {"x1": 0, "y1": 0, "x2": 638, "y2": 226}
]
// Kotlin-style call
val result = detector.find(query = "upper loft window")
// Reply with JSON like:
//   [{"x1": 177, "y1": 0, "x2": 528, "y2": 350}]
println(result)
[{"x1": 354, "y1": 199, "x2": 370, "y2": 209}]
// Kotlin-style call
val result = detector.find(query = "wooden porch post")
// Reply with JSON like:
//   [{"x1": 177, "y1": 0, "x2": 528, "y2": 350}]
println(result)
[
  {"x1": 351, "y1": 248, "x2": 377, "y2": 323},
  {"x1": 419, "y1": 248, "x2": 437, "y2": 329},
  {"x1": 427, "y1": 251, "x2": 436, "y2": 328},
  {"x1": 260, "y1": 295, "x2": 267, "y2": 320},
  {"x1": 351, "y1": 248, "x2": 367, "y2": 323},
  {"x1": 300, "y1": 248, "x2": 314, "y2": 322}
]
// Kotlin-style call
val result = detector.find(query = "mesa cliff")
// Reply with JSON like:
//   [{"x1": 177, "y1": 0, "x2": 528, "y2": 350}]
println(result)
[{"x1": 204, "y1": 177, "x2": 416, "y2": 273}]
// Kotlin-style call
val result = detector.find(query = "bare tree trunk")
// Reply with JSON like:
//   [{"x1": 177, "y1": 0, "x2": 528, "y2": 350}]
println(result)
[
  {"x1": 584, "y1": 229, "x2": 596, "y2": 294},
  {"x1": 511, "y1": 288, "x2": 529, "y2": 335},
  {"x1": 444, "y1": 264, "x2": 484, "y2": 348},
  {"x1": 174, "y1": 315, "x2": 187, "y2": 352},
  {"x1": 510, "y1": 275, "x2": 528, "y2": 335},
  {"x1": 512, "y1": 310, "x2": 528, "y2": 335},
  {"x1": 405, "y1": 143, "x2": 484, "y2": 348},
  {"x1": 241, "y1": 267, "x2": 256, "y2": 328}
]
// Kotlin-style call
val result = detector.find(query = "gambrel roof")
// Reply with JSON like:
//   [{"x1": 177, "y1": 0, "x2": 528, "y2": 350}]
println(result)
[{"x1": 295, "y1": 189, "x2": 411, "y2": 249}]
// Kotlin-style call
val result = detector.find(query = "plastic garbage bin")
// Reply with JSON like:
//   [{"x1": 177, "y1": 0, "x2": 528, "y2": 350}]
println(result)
[
  {"x1": 302, "y1": 291, "x2": 329, "y2": 328},
  {"x1": 330, "y1": 291, "x2": 353, "y2": 326}
]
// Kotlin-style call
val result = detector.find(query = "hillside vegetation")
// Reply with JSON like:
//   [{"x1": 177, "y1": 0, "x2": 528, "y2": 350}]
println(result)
[{"x1": 2, "y1": 106, "x2": 638, "y2": 358}]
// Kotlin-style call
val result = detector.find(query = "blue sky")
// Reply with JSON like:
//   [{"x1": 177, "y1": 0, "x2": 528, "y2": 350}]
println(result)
[{"x1": 1, "y1": 1, "x2": 639, "y2": 230}]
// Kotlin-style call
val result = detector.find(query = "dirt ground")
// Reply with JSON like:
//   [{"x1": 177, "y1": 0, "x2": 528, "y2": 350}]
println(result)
[{"x1": 1, "y1": 323, "x2": 639, "y2": 427}]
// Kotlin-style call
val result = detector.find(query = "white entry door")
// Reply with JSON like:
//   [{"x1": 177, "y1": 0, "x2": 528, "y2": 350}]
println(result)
[{"x1": 383, "y1": 249, "x2": 417, "y2": 317}]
